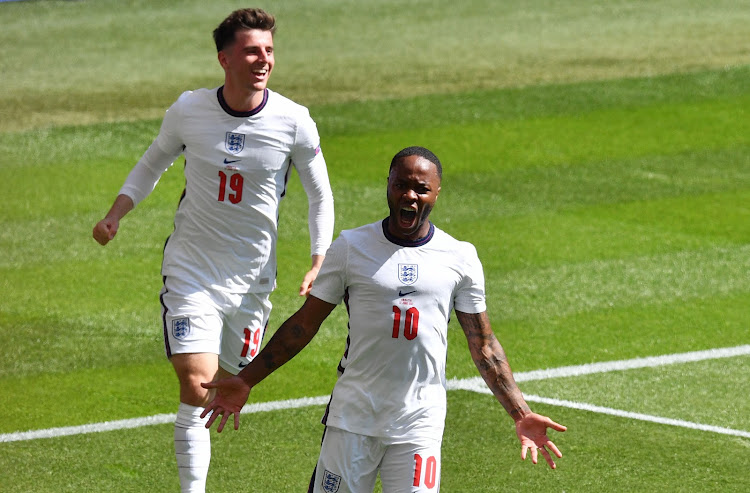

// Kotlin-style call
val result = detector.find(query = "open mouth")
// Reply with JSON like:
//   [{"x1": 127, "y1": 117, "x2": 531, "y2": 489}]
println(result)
[{"x1": 400, "y1": 207, "x2": 417, "y2": 227}]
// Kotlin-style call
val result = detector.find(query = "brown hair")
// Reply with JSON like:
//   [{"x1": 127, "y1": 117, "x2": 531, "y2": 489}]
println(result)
[{"x1": 213, "y1": 8, "x2": 277, "y2": 52}]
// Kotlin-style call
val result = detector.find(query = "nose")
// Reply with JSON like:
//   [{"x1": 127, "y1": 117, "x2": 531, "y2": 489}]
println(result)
[{"x1": 403, "y1": 188, "x2": 418, "y2": 200}]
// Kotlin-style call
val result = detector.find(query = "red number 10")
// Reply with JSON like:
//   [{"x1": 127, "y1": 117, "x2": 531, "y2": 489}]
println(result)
[
  {"x1": 392, "y1": 306, "x2": 419, "y2": 340},
  {"x1": 413, "y1": 453, "x2": 437, "y2": 489}
]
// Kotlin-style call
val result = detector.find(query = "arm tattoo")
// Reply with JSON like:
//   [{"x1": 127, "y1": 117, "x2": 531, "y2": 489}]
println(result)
[
  {"x1": 459, "y1": 311, "x2": 531, "y2": 418},
  {"x1": 260, "y1": 322, "x2": 313, "y2": 371}
]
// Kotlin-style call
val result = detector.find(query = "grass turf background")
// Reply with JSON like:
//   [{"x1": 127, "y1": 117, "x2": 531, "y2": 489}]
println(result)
[{"x1": 1, "y1": 0, "x2": 749, "y2": 491}]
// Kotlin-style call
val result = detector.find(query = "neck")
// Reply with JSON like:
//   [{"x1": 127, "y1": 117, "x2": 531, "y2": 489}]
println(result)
[{"x1": 221, "y1": 83, "x2": 266, "y2": 113}]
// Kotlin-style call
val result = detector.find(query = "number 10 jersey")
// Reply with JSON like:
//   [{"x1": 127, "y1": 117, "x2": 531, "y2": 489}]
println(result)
[{"x1": 310, "y1": 219, "x2": 487, "y2": 444}]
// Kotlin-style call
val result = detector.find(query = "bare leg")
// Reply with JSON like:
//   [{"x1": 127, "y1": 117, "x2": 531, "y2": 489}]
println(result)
[{"x1": 171, "y1": 353, "x2": 233, "y2": 493}]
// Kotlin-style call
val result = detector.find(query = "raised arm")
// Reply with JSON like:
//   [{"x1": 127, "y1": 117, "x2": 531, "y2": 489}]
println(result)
[
  {"x1": 201, "y1": 295, "x2": 337, "y2": 431},
  {"x1": 455, "y1": 310, "x2": 566, "y2": 469}
]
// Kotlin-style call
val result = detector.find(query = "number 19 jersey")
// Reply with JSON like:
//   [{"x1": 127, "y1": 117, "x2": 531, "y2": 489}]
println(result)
[
  {"x1": 119, "y1": 87, "x2": 334, "y2": 294},
  {"x1": 310, "y1": 219, "x2": 487, "y2": 444}
]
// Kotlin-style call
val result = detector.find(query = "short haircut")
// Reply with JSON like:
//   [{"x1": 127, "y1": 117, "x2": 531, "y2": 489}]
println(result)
[
  {"x1": 389, "y1": 146, "x2": 443, "y2": 179},
  {"x1": 213, "y1": 8, "x2": 277, "y2": 52}
]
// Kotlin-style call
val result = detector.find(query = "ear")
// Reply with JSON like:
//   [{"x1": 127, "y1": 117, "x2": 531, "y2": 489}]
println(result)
[{"x1": 217, "y1": 51, "x2": 229, "y2": 70}]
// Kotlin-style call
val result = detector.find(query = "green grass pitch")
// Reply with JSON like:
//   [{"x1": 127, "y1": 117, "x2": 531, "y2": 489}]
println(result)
[{"x1": 1, "y1": 0, "x2": 749, "y2": 491}]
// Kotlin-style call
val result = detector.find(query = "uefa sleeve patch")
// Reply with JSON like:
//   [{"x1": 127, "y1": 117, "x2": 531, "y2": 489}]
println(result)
[{"x1": 172, "y1": 318, "x2": 191, "y2": 340}]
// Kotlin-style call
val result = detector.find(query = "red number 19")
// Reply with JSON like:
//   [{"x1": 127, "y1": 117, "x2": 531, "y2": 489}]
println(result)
[
  {"x1": 218, "y1": 171, "x2": 243, "y2": 204},
  {"x1": 241, "y1": 327, "x2": 261, "y2": 358}
]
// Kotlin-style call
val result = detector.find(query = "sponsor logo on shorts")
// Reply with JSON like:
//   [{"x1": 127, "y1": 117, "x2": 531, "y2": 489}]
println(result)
[
  {"x1": 322, "y1": 469, "x2": 341, "y2": 493},
  {"x1": 172, "y1": 318, "x2": 191, "y2": 340}
]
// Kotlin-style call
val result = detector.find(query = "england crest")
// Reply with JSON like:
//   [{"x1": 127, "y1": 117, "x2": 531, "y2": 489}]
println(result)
[
  {"x1": 172, "y1": 318, "x2": 191, "y2": 340},
  {"x1": 225, "y1": 132, "x2": 245, "y2": 154},
  {"x1": 398, "y1": 263, "x2": 418, "y2": 285},
  {"x1": 321, "y1": 469, "x2": 341, "y2": 493}
]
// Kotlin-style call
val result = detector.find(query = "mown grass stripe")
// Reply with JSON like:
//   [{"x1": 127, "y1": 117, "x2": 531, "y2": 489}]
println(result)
[{"x1": 3, "y1": 345, "x2": 746, "y2": 444}]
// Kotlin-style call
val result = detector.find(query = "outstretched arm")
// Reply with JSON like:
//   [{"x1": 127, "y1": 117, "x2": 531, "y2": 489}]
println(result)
[
  {"x1": 455, "y1": 310, "x2": 567, "y2": 469},
  {"x1": 201, "y1": 295, "x2": 337, "y2": 432}
]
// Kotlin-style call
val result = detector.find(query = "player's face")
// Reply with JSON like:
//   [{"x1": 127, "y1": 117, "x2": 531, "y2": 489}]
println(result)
[
  {"x1": 219, "y1": 29, "x2": 274, "y2": 93},
  {"x1": 386, "y1": 155, "x2": 441, "y2": 241}
]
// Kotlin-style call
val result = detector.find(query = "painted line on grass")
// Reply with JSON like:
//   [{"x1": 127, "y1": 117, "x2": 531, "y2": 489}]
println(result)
[
  {"x1": 523, "y1": 395, "x2": 750, "y2": 439},
  {"x1": 453, "y1": 380, "x2": 750, "y2": 439},
  {"x1": 448, "y1": 344, "x2": 750, "y2": 387},
  {"x1": 0, "y1": 397, "x2": 329, "y2": 443},
  {"x1": 1, "y1": 345, "x2": 748, "y2": 443}
]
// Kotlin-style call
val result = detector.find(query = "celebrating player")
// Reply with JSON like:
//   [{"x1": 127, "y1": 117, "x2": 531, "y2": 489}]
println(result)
[
  {"x1": 200, "y1": 146, "x2": 565, "y2": 492},
  {"x1": 92, "y1": 8, "x2": 334, "y2": 493}
]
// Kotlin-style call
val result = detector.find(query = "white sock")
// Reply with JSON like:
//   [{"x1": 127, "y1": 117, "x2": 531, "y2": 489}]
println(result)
[{"x1": 174, "y1": 402, "x2": 211, "y2": 493}]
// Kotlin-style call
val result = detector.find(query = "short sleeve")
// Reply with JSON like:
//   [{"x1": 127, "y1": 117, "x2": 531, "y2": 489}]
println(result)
[{"x1": 452, "y1": 243, "x2": 487, "y2": 314}]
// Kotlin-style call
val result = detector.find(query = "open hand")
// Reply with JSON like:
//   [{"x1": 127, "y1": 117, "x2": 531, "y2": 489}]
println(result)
[
  {"x1": 515, "y1": 412, "x2": 567, "y2": 469},
  {"x1": 200, "y1": 376, "x2": 252, "y2": 432}
]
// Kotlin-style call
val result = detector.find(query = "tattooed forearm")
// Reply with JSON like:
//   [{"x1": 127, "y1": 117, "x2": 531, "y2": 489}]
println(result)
[
  {"x1": 240, "y1": 317, "x2": 319, "y2": 387},
  {"x1": 456, "y1": 310, "x2": 531, "y2": 419},
  {"x1": 261, "y1": 321, "x2": 314, "y2": 371}
]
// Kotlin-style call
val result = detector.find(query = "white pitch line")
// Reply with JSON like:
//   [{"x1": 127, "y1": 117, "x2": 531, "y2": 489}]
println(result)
[
  {"x1": 1, "y1": 345, "x2": 748, "y2": 444},
  {"x1": 447, "y1": 344, "x2": 750, "y2": 389},
  {"x1": 522, "y1": 395, "x2": 750, "y2": 439},
  {"x1": 0, "y1": 396, "x2": 330, "y2": 444},
  {"x1": 452, "y1": 376, "x2": 750, "y2": 439}
]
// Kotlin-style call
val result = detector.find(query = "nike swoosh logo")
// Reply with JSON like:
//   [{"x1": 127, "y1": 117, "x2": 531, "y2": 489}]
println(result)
[
  {"x1": 224, "y1": 158, "x2": 241, "y2": 164},
  {"x1": 398, "y1": 290, "x2": 416, "y2": 297},
  {"x1": 238, "y1": 361, "x2": 248, "y2": 368}
]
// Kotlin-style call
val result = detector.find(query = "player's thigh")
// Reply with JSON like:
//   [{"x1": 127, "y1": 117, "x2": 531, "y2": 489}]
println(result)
[
  {"x1": 219, "y1": 291, "x2": 272, "y2": 374},
  {"x1": 161, "y1": 277, "x2": 224, "y2": 357},
  {"x1": 170, "y1": 352, "x2": 220, "y2": 406},
  {"x1": 310, "y1": 427, "x2": 382, "y2": 493},
  {"x1": 379, "y1": 439, "x2": 442, "y2": 493}
]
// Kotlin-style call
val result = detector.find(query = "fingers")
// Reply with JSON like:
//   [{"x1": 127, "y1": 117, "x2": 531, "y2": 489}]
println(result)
[
  {"x1": 521, "y1": 445, "x2": 538, "y2": 464},
  {"x1": 299, "y1": 282, "x2": 311, "y2": 297},
  {"x1": 546, "y1": 418, "x2": 567, "y2": 432},
  {"x1": 201, "y1": 381, "x2": 217, "y2": 390},
  {"x1": 202, "y1": 407, "x2": 217, "y2": 428},
  {"x1": 92, "y1": 220, "x2": 117, "y2": 245},
  {"x1": 538, "y1": 446, "x2": 556, "y2": 469},
  {"x1": 521, "y1": 442, "x2": 561, "y2": 469},
  {"x1": 217, "y1": 412, "x2": 229, "y2": 433},
  {"x1": 299, "y1": 277, "x2": 314, "y2": 296},
  {"x1": 546, "y1": 440, "x2": 563, "y2": 459}
]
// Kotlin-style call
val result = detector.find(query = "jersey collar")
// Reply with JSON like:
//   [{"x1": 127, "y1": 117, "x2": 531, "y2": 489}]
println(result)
[
  {"x1": 381, "y1": 218, "x2": 434, "y2": 247},
  {"x1": 217, "y1": 86, "x2": 268, "y2": 117}
]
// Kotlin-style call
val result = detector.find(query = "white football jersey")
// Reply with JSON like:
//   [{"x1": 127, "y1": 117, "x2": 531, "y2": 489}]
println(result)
[
  {"x1": 119, "y1": 87, "x2": 334, "y2": 293},
  {"x1": 310, "y1": 219, "x2": 487, "y2": 443}
]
